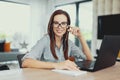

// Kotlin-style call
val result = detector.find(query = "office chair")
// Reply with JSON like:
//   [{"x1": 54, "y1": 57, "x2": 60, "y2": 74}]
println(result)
[
  {"x1": 17, "y1": 54, "x2": 25, "y2": 68},
  {"x1": 0, "y1": 64, "x2": 9, "y2": 71}
]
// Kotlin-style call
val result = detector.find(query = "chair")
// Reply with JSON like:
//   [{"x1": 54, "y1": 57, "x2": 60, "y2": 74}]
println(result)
[{"x1": 17, "y1": 54, "x2": 25, "y2": 68}]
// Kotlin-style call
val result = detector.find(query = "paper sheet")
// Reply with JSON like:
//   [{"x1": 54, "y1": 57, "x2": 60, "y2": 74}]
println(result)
[{"x1": 52, "y1": 69, "x2": 87, "y2": 76}]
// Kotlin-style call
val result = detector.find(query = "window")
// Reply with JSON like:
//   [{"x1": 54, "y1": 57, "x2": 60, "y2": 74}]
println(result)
[
  {"x1": 79, "y1": 1, "x2": 93, "y2": 48},
  {"x1": 0, "y1": 1, "x2": 31, "y2": 49},
  {"x1": 0, "y1": 1, "x2": 30, "y2": 39}
]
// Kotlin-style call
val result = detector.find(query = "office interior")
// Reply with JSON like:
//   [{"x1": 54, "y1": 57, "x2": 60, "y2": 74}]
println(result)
[{"x1": 0, "y1": 0, "x2": 120, "y2": 69}]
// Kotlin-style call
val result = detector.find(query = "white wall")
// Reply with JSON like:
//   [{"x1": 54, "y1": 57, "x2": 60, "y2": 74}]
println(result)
[{"x1": 29, "y1": 0, "x2": 48, "y2": 47}]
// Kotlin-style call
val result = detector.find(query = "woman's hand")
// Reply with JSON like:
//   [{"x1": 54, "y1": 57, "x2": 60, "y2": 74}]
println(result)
[
  {"x1": 67, "y1": 26, "x2": 93, "y2": 60},
  {"x1": 68, "y1": 26, "x2": 82, "y2": 38},
  {"x1": 54, "y1": 60, "x2": 79, "y2": 71}
]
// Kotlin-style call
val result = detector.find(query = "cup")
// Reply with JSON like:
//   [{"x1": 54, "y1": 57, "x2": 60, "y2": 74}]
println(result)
[{"x1": 4, "y1": 42, "x2": 11, "y2": 52}]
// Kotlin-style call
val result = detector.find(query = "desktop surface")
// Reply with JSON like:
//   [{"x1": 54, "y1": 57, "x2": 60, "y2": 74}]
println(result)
[{"x1": 0, "y1": 62, "x2": 120, "y2": 80}]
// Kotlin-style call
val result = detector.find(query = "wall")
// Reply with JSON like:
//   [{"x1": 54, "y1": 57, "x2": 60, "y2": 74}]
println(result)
[{"x1": 29, "y1": 0, "x2": 48, "y2": 47}]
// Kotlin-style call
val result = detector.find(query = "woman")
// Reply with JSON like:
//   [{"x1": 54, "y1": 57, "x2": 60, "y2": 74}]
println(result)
[{"x1": 22, "y1": 9, "x2": 93, "y2": 71}]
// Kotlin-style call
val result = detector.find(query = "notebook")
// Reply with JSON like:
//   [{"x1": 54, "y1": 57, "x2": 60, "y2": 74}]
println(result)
[{"x1": 75, "y1": 35, "x2": 120, "y2": 72}]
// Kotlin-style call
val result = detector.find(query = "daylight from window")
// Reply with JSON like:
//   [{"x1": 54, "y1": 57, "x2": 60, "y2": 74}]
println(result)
[
  {"x1": 79, "y1": 2, "x2": 93, "y2": 41},
  {"x1": 0, "y1": 1, "x2": 30, "y2": 41}
]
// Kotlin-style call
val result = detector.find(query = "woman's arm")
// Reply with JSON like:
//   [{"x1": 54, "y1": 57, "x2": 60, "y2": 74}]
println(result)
[
  {"x1": 22, "y1": 58, "x2": 55, "y2": 69},
  {"x1": 77, "y1": 34, "x2": 93, "y2": 60},
  {"x1": 22, "y1": 58, "x2": 79, "y2": 71},
  {"x1": 68, "y1": 27, "x2": 93, "y2": 60}
]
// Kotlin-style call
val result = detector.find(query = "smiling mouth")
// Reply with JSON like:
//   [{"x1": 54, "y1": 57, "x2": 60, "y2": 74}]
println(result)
[{"x1": 56, "y1": 30, "x2": 63, "y2": 33}]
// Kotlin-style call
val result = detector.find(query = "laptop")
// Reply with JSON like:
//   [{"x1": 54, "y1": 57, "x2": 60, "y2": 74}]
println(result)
[{"x1": 75, "y1": 35, "x2": 120, "y2": 72}]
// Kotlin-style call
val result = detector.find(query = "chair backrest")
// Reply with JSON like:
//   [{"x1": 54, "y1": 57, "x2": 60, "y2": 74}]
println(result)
[{"x1": 17, "y1": 54, "x2": 25, "y2": 68}]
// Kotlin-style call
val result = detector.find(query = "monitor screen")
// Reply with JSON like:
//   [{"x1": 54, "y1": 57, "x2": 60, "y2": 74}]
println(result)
[{"x1": 97, "y1": 14, "x2": 120, "y2": 39}]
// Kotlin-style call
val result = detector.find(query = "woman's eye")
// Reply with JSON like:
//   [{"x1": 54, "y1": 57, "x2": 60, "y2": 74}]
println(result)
[{"x1": 61, "y1": 22, "x2": 67, "y2": 25}]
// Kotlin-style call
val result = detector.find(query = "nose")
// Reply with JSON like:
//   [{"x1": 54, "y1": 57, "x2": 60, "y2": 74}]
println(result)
[{"x1": 57, "y1": 24, "x2": 62, "y2": 28}]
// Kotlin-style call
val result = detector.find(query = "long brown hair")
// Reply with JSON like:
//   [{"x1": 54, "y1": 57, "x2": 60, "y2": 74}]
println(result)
[{"x1": 47, "y1": 9, "x2": 71, "y2": 60}]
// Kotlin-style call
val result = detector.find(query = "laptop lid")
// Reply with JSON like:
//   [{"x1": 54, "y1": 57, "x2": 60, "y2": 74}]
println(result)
[
  {"x1": 76, "y1": 35, "x2": 120, "y2": 72},
  {"x1": 93, "y1": 35, "x2": 120, "y2": 71}
]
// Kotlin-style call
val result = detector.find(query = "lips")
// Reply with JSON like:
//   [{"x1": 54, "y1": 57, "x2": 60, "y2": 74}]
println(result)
[{"x1": 56, "y1": 30, "x2": 63, "y2": 33}]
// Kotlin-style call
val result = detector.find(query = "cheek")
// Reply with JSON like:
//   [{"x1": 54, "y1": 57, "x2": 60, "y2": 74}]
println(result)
[
  {"x1": 63, "y1": 28, "x2": 67, "y2": 33},
  {"x1": 64, "y1": 27, "x2": 68, "y2": 31}
]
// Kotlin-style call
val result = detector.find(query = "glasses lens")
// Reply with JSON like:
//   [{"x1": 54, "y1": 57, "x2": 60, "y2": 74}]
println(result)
[
  {"x1": 53, "y1": 21, "x2": 59, "y2": 27},
  {"x1": 61, "y1": 22, "x2": 67, "y2": 27}
]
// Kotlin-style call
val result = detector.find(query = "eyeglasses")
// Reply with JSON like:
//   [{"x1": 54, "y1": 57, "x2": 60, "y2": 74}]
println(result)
[{"x1": 53, "y1": 21, "x2": 68, "y2": 28}]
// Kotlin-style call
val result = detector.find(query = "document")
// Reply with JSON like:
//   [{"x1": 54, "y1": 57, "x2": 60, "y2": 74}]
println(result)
[{"x1": 52, "y1": 69, "x2": 87, "y2": 76}]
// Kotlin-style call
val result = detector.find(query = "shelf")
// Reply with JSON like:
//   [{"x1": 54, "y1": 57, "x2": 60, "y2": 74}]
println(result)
[{"x1": 0, "y1": 52, "x2": 21, "y2": 62}]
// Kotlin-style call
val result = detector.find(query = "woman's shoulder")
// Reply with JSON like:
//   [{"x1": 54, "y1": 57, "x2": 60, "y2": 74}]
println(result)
[
  {"x1": 42, "y1": 34, "x2": 49, "y2": 39},
  {"x1": 38, "y1": 34, "x2": 50, "y2": 43}
]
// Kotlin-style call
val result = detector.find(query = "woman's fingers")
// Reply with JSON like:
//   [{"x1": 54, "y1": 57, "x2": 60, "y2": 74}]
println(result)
[
  {"x1": 67, "y1": 65, "x2": 80, "y2": 71},
  {"x1": 67, "y1": 26, "x2": 80, "y2": 36},
  {"x1": 65, "y1": 60, "x2": 80, "y2": 71},
  {"x1": 65, "y1": 65, "x2": 79, "y2": 71},
  {"x1": 55, "y1": 60, "x2": 80, "y2": 71}
]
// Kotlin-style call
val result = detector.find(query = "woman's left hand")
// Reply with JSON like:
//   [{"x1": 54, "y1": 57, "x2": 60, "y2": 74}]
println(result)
[{"x1": 68, "y1": 26, "x2": 82, "y2": 38}]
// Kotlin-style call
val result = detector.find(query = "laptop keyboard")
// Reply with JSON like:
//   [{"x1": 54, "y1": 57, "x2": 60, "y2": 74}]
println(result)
[{"x1": 75, "y1": 60, "x2": 95, "y2": 69}]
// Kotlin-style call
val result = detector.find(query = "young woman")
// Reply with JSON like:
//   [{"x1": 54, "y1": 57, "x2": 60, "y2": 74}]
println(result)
[{"x1": 22, "y1": 9, "x2": 93, "y2": 71}]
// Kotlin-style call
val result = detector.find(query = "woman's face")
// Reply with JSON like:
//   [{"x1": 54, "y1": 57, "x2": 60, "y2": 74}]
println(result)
[{"x1": 53, "y1": 14, "x2": 68, "y2": 38}]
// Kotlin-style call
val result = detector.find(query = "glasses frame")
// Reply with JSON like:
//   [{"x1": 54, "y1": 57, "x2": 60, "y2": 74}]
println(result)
[{"x1": 53, "y1": 21, "x2": 68, "y2": 28}]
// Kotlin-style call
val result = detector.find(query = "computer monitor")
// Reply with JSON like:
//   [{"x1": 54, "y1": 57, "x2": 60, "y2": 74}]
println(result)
[{"x1": 97, "y1": 14, "x2": 120, "y2": 39}]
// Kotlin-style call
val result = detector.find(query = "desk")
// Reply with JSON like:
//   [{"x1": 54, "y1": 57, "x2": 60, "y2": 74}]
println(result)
[{"x1": 0, "y1": 62, "x2": 120, "y2": 80}]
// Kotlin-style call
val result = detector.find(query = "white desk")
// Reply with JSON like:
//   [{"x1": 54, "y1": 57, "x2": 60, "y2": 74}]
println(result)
[{"x1": 0, "y1": 62, "x2": 120, "y2": 80}]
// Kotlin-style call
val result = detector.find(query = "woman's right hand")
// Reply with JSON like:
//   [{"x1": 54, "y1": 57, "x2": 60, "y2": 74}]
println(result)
[{"x1": 54, "y1": 60, "x2": 80, "y2": 71}]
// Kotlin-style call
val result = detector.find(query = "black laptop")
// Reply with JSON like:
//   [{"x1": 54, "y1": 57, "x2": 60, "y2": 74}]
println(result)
[{"x1": 75, "y1": 35, "x2": 120, "y2": 72}]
